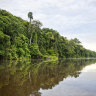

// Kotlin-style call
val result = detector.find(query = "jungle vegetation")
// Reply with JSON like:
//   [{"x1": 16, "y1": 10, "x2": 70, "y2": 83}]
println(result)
[{"x1": 0, "y1": 9, "x2": 96, "y2": 60}]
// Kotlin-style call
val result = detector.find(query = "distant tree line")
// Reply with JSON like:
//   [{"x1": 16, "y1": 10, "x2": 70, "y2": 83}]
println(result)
[{"x1": 0, "y1": 9, "x2": 96, "y2": 59}]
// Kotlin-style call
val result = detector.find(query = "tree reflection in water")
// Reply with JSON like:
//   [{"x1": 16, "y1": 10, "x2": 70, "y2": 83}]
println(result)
[{"x1": 0, "y1": 59, "x2": 96, "y2": 96}]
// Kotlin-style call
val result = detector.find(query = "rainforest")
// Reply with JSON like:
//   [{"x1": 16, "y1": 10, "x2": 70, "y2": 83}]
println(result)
[{"x1": 0, "y1": 9, "x2": 96, "y2": 60}]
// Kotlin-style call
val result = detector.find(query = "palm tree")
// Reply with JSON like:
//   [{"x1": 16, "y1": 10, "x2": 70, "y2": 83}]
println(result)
[
  {"x1": 28, "y1": 12, "x2": 33, "y2": 45},
  {"x1": 28, "y1": 12, "x2": 33, "y2": 24}
]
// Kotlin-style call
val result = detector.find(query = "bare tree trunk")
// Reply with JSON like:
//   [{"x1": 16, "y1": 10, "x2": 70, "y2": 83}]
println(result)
[
  {"x1": 28, "y1": 18, "x2": 31, "y2": 33},
  {"x1": 30, "y1": 34, "x2": 32, "y2": 45}
]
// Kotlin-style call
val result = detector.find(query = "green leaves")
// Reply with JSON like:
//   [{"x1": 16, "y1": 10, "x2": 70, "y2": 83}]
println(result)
[
  {"x1": 0, "y1": 9, "x2": 96, "y2": 60},
  {"x1": 28, "y1": 12, "x2": 33, "y2": 19},
  {"x1": 17, "y1": 48, "x2": 25, "y2": 58},
  {"x1": 30, "y1": 43, "x2": 42, "y2": 59}
]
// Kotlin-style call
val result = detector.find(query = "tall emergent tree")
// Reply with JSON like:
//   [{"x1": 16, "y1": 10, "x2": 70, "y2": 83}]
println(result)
[
  {"x1": 28, "y1": 12, "x2": 33, "y2": 24},
  {"x1": 32, "y1": 20, "x2": 42, "y2": 44},
  {"x1": 30, "y1": 20, "x2": 43, "y2": 58},
  {"x1": 28, "y1": 12, "x2": 33, "y2": 45}
]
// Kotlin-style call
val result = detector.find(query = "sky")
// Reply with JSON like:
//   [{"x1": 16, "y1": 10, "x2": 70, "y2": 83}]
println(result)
[{"x1": 0, "y1": 0, "x2": 96, "y2": 51}]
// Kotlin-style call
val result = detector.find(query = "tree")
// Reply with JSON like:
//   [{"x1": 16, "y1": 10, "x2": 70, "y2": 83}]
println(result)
[
  {"x1": 28, "y1": 12, "x2": 33, "y2": 45},
  {"x1": 0, "y1": 9, "x2": 96, "y2": 59},
  {"x1": 32, "y1": 20, "x2": 42, "y2": 43},
  {"x1": 30, "y1": 20, "x2": 43, "y2": 58},
  {"x1": 28, "y1": 12, "x2": 33, "y2": 24}
]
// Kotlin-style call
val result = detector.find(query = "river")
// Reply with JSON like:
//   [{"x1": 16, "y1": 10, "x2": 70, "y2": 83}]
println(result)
[{"x1": 0, "y1": 59, "x2": 96, "y2": 96}]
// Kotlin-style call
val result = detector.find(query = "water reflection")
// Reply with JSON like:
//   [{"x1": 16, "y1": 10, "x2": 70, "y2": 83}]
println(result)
[
  {"x1": 0, "y1": 59, "x2": 96, "y2": 96},
  {"x1": 82, "y1": 63, "x2": 96, "y2": 72}
]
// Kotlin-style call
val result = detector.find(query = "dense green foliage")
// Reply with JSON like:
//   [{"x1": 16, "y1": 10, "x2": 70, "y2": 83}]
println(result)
[{"x1": 0, "y1": 9, "x2": 96, "y2": 59}]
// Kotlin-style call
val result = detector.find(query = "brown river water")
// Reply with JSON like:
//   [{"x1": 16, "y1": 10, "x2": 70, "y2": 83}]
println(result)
[{"x1": 0, "y1": 59, "x2": 96, "y2": 96}]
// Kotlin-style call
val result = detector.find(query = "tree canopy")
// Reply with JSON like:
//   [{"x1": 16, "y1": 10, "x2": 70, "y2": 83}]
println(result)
[{"x1": 0, "y1": 9, "x2": 96, "y2": 60}]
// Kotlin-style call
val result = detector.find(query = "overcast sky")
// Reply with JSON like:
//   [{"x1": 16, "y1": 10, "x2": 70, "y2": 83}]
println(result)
[{"x1": 0, "y1": 0, "x2": 96, "y2": 51}]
